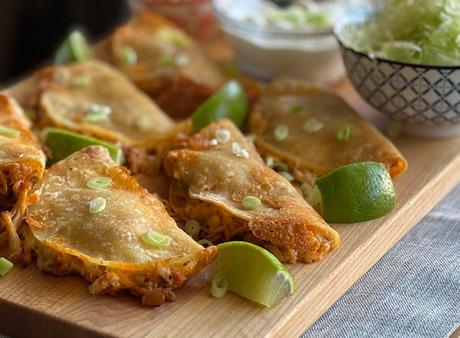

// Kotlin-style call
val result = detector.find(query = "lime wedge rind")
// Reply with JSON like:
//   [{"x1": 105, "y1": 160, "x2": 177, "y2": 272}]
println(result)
[
  {"x1": 315, "y1": 161, "x2": 396, "y2": 223},
  {"x1": 213, "y1": 241, "x2": 294, "y2": 308}
]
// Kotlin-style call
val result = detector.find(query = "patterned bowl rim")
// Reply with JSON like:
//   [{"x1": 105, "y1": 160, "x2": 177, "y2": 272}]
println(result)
[{"x1": 334, "y1": 38, "x2": 460, "y2": 71}]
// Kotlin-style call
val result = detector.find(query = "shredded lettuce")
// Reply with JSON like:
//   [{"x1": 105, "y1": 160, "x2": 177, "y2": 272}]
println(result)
[
  {"x1": 341, "y1": 0, "x2": 460, "y2": 66},
  {"x1": 267, "y1": 5, "x2": 330, "y2": 29}
]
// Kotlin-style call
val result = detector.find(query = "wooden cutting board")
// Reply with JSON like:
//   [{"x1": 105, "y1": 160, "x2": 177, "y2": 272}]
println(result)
[{"x1": 1, "y1": 79, "x2": 459, "y2": 338}]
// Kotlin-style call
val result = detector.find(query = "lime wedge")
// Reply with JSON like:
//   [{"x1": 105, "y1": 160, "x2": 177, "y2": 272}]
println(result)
[
  {"x1": 315, "y1": 162, "x2": 395, "y2": 223},
  {"x1": 212, "y1": 241, "x2": 294, "y2": 308},
  {"x1": 44, "y1": 128, "x2": 124, "y2": 165},
  {"x1": 191, "y1": 80, "x2": 248, "y2": 132}
]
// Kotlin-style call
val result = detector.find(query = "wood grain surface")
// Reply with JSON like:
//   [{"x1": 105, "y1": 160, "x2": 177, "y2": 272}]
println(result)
[{"x1": 1, "y1": 80, "x2": 460, "y2": 338}]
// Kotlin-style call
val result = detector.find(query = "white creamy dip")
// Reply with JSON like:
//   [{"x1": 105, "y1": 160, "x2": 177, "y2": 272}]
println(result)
[{"x1": 214, "y1": 0, "x2": 347, "y2": 83}]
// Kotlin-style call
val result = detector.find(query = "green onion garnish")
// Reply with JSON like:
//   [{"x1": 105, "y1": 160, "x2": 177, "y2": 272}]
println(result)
[
  {"x1": 215, "y1": 128, "x2": 231, "y2": 144},
  {"x1": 175, "y1": 53, "x2": 190, "y2": 66},
  {"x1": 0, "y1": 124, "x2": 20, "y2": 138},
  {"x1": 290, "y1": 103, "x2": 303, "y2": 113},
  {"x1": 68, "y1": 30, "x2": 91, "y2": 62},
  {"x1": 242, "y1": 196, "x2": 262, "y2": 210},
  {"x1": 231, "y1": 142, "x2": 250, "y2": 158},
  {"x1": 336, "y1": 123, "x2": 353, "y2": 141},
  {"x1": 0, "y1": 257, "x2": 13, "y2": 277},
  {"x1": 159, "y1": 55, "x2": 174, "y2": 67},
  {"x1": 87, "y1": 176, "x2": 112, "y2": 189},
  {"x1": 120, "y1": 46, "x2": 138, "y2": 66},
  {"x1": 211, "y1": 272, "x2": 229, "y2": 298},
  {"x1": 85, "y1": 104, "x2": 111, "y2": 123},
  {"x1": 184, "y1": 220, "x2": 201, "y2": 237},
  {"x1": 157, "y1": 29, "x2": 191, "y2": 47},
  {"x1": 89, "y1": 196, "x2": 107, "y2": 214},
  {"x1": 197, "y1": 239, "x2": 213, "y2": 247},
  {"x1": 265, "y1": 156, "x2": 275, "y2": 168},
  {"x1": 72, "y1": 75, "x2": 91, "y2": 87},
  {"x1": 141, "y1": 231, "x2": 171, "y2": 249},
  {"x1": 273, "y1": 125, "x2": 289, "y2": 142},
  {"x1": 303, "y1": 118, "x2": 323, "y2": 133},
  {"x1": 279, "y1": 171, "x2": 295, "y2": 182}
]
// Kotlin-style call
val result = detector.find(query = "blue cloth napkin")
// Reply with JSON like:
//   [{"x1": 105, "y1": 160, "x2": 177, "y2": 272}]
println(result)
[{"x1": 303, "y1": 184, "x2": 460, "y2": 338}]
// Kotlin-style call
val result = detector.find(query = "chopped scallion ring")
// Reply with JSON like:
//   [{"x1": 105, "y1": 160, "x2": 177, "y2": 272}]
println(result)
[
  {"x1": 120, "y1": 46, "x2": 138, "y2": 66},
  {"x1": 72, "y1": 75, "x2": 91, "y2": 87},
  {"x1": 175, "y1": 53, "x2": 190, "y2": 66},
  {"x1": 215, "y1": 128, "x2": 231, "y2": 143},
  {"x1": 0, "y1": 257, "x2": 13, "y2": 277},
  {"x1": 211, "y1": 272, "x2": 229, "y2": 298},
  {"x1": 85, "y1": 103, "x2": 112, "y2": 123},
  {"x1": 0, "y1": 124, "x2": 20, "y2": 138},
  {"x1": 279, "y1": 171, "x2": 295, "y2": 182},
  {"x1": 290, "y1": 103, "x2": 303, "y2": 113},
  {"x1": 273, "y1": 125, "x2": 289, "y2": 141},
  {"x1": 231, "y1": 142, "x2": 250, "y2": 158},
  {"x1": 68, "y1": 30, "x2": 91, "y2": 62},
  {"x1": 141, "y1": 231, "x2": 172, "y2": 249},
  {"x1": 303, "y1": 118, "x2": 323, "y2": 133},
  {"x1": 184, "y1": 220, "x2": 201, "y2": 237},
  {"x1": 159, "y1": 55, "x2": 174, "y2": 67},
  {"x1": 265, "y1": 156, "x2": 275, "y2": 168},
  {"x1": 89, "y1": 197, "x2": 107, "y2": 214},
  {"x1": 197, "y1": 239, "x2": 213, "y2": 247},
  {"x1": 242, "y1": 196, "x2": 262, "y2": 210},
  {"x1": 87, "y1": 176, "x2": 112, "y2": 189},
  {"x1": 336, "y1": 123, "x2": 353, "y2": 141}
]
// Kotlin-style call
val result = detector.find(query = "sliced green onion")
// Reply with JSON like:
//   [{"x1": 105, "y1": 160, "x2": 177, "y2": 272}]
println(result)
[
  {"x1": 89, "y1": 197, "x2": 107, "y2": 214},
  {"x1": 175, "y1": 53, "x2": 189, "y2": 66},
  {"x1": 336, "y1": 123, "x2": 353, "y2": 141},
  {"x1": 208, "y1": 138, "x2": 219, "y2": 146},
  {"x1": 141, "y1": 231, "x2": 171, "y2": 249},
  {"x1": 232, "y1": 142, "x2": 250, "y2": 158},
  {"x1": 242, "y1": 196, "x2": 262, "y2": 210},
  {"x1": 120, "y1": 46, "x2": 138, "y2": 66},
  {"x1": 72, "y1": 75, "x2": 91, "y2": 87},
  {"x1": 303, "y1": 118, "x2": 323, "y2": 133},
  {"x1": 273, "y1": 125, "x2": 289, "y2": 141},
  {"x1": 215, "y1": 128, "x2": 231, "y2": 144},
  {"x1": 305, "y1": 185, "x2": 321, "y2": 210},
  {"x1": 157, "y1": 28, "x2": 191, "y2": 47},
  {"x1": 87, "y1": 176, "x2": 112, "y2": 189},
  {"x1": 197, "y1": 239, "x2": 213, "y2": 247},
  {"x1": 159, "y1": 55, "x2": 174, "y2": 67},
  {"x1": 301, "y1": 182, "x2": 312, "y2": 196},
  {"x1": 290, "y1": 103, "x2": 303, "y2": 113},
  {"x1": 0, "y1": 257, "x2": 13, "y2": 277},
  {"x1": 0, "y1": 124, "x2": 20, "y2": 138},
  {"x1": 211, "y1": 272, "x2": 229, "y2": 298},
  {"x1": 184, "y1": 219, "x2": 201, "y2": 237},
  {"x1": 85, "y1": 104, "x2": 111, "y2": 123},
  {"x1": 68, "y1": 30, "x2": 91, "y2": 62},
  {"x1": 279, "y1": 171, "x2": 295, "y2": 182},
  {"x1": 265, "y1": 156, "x2": 275, "y2": 168}
]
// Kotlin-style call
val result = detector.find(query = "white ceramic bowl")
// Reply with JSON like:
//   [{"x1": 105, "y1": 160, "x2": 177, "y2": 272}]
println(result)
[
  {"x1": 213, "y1": 0, "x2": 345, "y2": 84},
  {"x1": 335, "y1": 7, "x2": 460, "y2": 139}
]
